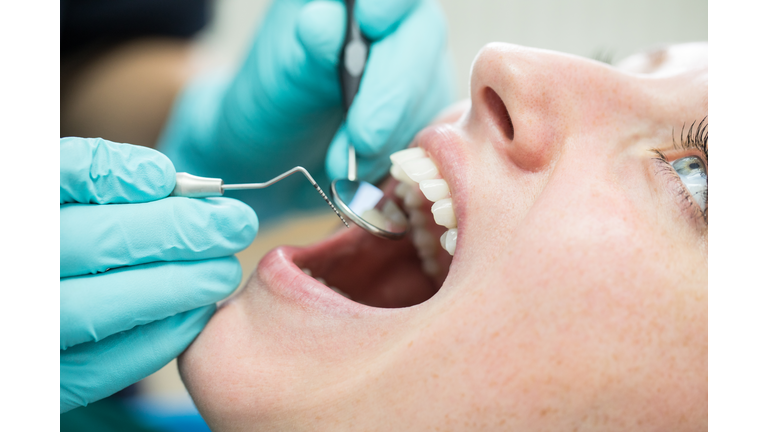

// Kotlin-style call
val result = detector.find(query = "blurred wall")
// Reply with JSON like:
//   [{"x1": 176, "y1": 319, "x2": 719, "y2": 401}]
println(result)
[{"x1": 194, "y1": 0, "x2": 708, "y2": 98}]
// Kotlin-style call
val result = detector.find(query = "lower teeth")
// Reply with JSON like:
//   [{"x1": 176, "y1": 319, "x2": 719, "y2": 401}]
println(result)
[{"x1": 393, "y1": 182, "x2": 449, "y2": 278}]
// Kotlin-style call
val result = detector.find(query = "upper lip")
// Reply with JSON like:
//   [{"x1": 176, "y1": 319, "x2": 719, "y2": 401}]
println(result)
[{"x1": 412, "y1": 122, "x2": 469, "y2": 234}]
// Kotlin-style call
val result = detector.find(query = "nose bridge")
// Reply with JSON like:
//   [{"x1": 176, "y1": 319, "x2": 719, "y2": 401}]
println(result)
[{"x1": 469, "y1": 43, "x2": 629, "y2": 172}]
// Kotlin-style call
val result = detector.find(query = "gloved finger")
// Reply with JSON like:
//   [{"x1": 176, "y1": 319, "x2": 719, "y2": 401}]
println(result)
[
  {"x1": 351, "y1": 54, "x2": 455, "y2": 181},
  {"x1": 346, "y1": 0, "x2": 452, "y2": 159},
  {"x1": 356, "y1": 0, "x2": 419, "y2": 40},
  {"x1": 296, "y1": 1, "x2": 346, "y2": 71},
  {"x1": 60, "y1": 197, "x2": 258, "y2": 278},
  {"x1": 295, "y1": 0, "x2": 421, "y2": 84},
  {"x1": 212, "y1": 0, "x2": 343, "y2": 162},
  {"x1": 60, "y1": 305, "x2": 215, "y2": 413},
  {"x1": 325, "y1": 123, "x2": 351, "y2": 180},
  {"x1": 61, "y1": 256, "x2": 241, "y2": 350},
  {"x1": 60, "y1": 137, "x2": 176, "y2": 205},
  {"x1": 327, "y1": 57, "x2": 453, "y2": 181}
]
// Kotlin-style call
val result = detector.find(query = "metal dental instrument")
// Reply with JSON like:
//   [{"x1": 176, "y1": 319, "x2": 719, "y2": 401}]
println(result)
[
  {"x1": 329, "y1": 0, "x2": 410, "y2": 240},
  {"x1": 171, "y1": 167, "x2": 349, "y2": 227}
]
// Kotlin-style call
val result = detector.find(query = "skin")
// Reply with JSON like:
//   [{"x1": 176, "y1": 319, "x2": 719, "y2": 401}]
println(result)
[{"x1": 179, "y1": 42, "x2": 707, "y2": 431}]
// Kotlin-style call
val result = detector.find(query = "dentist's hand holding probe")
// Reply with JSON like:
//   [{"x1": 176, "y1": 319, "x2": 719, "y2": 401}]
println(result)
[{"x1": 60, "y1": 137, "x2": 257, "y2": 413}]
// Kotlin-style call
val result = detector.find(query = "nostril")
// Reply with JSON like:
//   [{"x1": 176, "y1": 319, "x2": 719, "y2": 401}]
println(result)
[{"x1": 483, "y1": 87, "x2": 514, "y2": 141}]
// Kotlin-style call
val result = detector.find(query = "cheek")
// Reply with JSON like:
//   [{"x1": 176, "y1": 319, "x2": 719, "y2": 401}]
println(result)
[
  {"x1": 417, "y1": 189, "x2": 705, "y2": 424},
  {"x1": 527, "y1": 186, "x2": 648, "y2": 273}
]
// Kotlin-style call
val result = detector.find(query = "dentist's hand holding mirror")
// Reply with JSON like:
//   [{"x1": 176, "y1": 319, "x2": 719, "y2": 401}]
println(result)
[
  {"x1": 331, "y1": 0, "x2": 411, "y2": 240},
  {"x1": 158, "y1": 0, "x2": 454, "y2": 222}
]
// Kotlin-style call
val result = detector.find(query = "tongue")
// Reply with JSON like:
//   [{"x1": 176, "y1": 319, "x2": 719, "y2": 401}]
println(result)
[{"x1": 294, "y1": 224, "x2": 439, "y2": 308}]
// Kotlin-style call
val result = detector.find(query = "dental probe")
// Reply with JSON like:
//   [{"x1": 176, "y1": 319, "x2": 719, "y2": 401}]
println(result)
[{"x1": 170, "y1": 167, "x2": 349, "y2": 227}]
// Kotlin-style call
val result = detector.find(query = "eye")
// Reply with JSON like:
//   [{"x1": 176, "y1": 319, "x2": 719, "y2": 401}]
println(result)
[{"x1": 671, "y1": 156, "x2": 707, "y2": 211}]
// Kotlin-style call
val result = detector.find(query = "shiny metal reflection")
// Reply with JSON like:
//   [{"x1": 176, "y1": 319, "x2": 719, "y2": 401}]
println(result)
[
  {"x1": 331, "y1": 179, "x2": 409, "y2": 240},
  {"x1": 330, "y1": 144, "x2": 410, "y2": 240}
]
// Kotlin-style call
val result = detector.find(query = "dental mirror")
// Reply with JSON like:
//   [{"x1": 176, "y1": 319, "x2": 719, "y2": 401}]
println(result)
[
  {"x1": 330, "y1": 0, "x2": 409, "y2": 240},
  {"x1": 331, "y1": 145, "x2": 409, "y2": 240}
]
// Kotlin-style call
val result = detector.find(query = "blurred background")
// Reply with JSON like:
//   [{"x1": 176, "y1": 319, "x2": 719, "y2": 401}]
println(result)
[
  {"x1": 60, "y1": 0, "x2": 706, "y2": 430},
  {"x1": 200, "y1": 0, "x2": 708, "y2": 100}
]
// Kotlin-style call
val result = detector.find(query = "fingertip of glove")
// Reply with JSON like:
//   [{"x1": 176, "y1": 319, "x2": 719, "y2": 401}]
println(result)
[
  {"x1": 346, "y1": 114, "x2": 392, "y2": 157},
  {"x1": 150, "y1": 150, "x2": 177, "y2": 198},
  {"x1": 212, "y1": 255, "x2": 243, "y2": 295},
  {"x1": 297, "y1": 1, "x2": 345, "y2": 69},
  {"x1": 211, "y1": 197, "x2": 259, "y2": 245},
  {"x1": 62, "y1": 137, "x2": 178, "y2": 204},
  {"x1": 325, "y1": 130, "x2": 350, "y2": 180},
  {"x1": 107, "y1": 139, "x2": 177, "y2": 198},
  {"x1": 170, "y1": 305, "x2": 217, "y2": 341},
  {"x1": 357, "y1": 0, "x2": 418, "y2": 40},
  {"x1": 235, "y1": 200, "x2": 259, "y2": 244}
]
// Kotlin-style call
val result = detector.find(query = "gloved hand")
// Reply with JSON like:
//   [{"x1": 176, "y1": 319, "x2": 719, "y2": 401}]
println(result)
[
  {"x1": 60, "y1": 137, "x2": 257, "y2": 413},
  {"x1": 158, "y1": 0, "x2": 454, "y2": 219}
]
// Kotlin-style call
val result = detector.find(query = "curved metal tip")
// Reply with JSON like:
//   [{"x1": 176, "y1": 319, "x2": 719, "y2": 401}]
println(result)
[{"x1": 330, "y1": 178, "x2": 409, "y2": 240}]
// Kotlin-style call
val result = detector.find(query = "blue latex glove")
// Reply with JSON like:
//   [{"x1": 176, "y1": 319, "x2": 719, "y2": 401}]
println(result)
[
  {"x1": 158, "y1": 0, "x2": 454, "y2": 219},
  {"x1": 60, "y1": 137, "x2": 258, "y2": 413}
]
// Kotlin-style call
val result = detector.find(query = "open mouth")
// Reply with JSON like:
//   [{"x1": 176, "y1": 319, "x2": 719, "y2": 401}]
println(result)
[{"x1": 264, "y1": 143, "x2": 462, "y2": 309}]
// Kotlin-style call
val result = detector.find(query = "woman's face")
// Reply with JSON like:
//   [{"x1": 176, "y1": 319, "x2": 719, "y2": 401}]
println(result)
[{"x1": 179, "y1": 42, "x2": 707, "y2": 431}]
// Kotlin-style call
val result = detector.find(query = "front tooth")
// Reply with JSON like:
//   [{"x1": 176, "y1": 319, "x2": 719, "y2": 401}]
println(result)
[
  {"x1": 302, "y1": 268, "x2": 312, "y2": 276},
  {"x1": 404, "y1": 187, "x2": 423, "y2": 209},
  {"x1": 412, "y1": 227, "x2": 436, "y2": 256},
  {"x1": 390, "y1": 147, "x2": 426, "y2": 165},
  {"x1": 409, "y1": 209, "x2": 428, "y2": 227},
  {"x1": 401, "y1": 157, "x2": 439, "y2": 183},
  {"x1": 361, "y1": 208, "x2": 388, "y2": 229},
  {"x1": 440, "y1": 228, "x2": 458, "y2": 256},
  {"x1": 394, "y1": 182, "x2": 411, "y2": 199},
  {"x1": 419, "y1": 179, "x2": 450, "y2": 202},
  {"x1": 390, "y1": 165, "x2": 418, "y2": 186},
  {"x1": 316, "y1": 277, "x2": 327, "y2": 286},
  {"x1": 382, "y1": 200, "x2": 408, "y2": 227},
  {"x1": 431, "y1": 198, "x2": 457, "y2": 228}
]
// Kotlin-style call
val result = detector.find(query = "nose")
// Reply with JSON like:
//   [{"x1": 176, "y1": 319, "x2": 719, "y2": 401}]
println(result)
[{"x1": 467, "y1": 43, "x2": 615, "y2": 171}]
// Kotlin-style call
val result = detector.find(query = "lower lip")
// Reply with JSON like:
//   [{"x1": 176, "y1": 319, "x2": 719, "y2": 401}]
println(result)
[{"x1": 254, "y1": 231, "x2": 392, "y2": 317}]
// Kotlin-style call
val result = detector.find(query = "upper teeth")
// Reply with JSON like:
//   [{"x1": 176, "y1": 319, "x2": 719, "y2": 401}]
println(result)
[
  {"x1": 440, "y1": 228, "x2": 458, "y2": 255},
  {"x1": 389, "y1": 148, "x2": 458, "y2": 257},
  {"x1": 419, "y1": 179, "x2": 450, "y2": 201},
  {"x1": 400, "y1": 158, "x2": 439, "y2": 182},
  {"x1": 430, "y1": 198, "x2": 457, "y2": 229}
]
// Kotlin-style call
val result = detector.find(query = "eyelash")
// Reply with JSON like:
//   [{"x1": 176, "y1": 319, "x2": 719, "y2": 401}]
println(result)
[{"x1": 651, "y1": 117, "x2": 709, "y2": 224}]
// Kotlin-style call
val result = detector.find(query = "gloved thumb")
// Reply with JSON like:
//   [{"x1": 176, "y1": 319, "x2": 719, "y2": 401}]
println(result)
[{"x1": 60, "y1": 137, "x2": 176, "y2": 205}]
